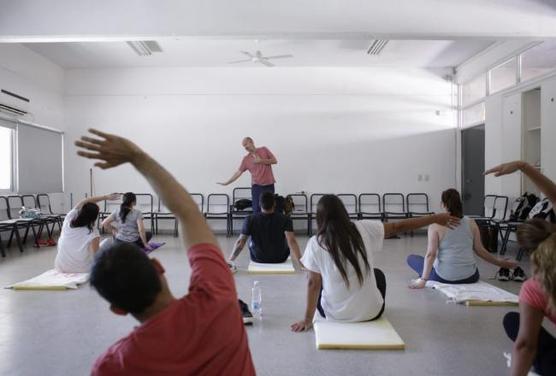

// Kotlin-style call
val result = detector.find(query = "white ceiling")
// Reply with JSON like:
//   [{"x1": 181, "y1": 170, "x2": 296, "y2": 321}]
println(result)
[{"x1": 24, "y1": 39, "x2": 494, "y2": 69}]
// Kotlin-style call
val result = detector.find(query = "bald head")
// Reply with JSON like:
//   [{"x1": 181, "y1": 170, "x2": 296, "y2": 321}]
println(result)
[{"x1": 242, "y1": 137, "x2": 256, "y2": 153}]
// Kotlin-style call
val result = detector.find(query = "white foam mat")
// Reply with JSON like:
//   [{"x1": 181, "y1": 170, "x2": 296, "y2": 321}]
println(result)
[
  {"x1": 314, "y1": 317, "x2": 405, "y2": 350},
  {"x1": 247, "y1": 259, "x2": 295, "y2": 274}
]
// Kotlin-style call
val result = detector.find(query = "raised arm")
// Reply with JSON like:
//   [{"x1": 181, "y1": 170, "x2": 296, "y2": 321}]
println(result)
[
  {"x1": 383, "y1": 213, "x2": 459, "y2": 239},
  {"x1": 75, "y1": 129, "x2": 218, "y2": 250},
  {"x1": 217, "y1": 170, "x2": 243, "y2": 186},
  {"x1": 469, "y1": 220, "x2": 517, "y2": 269},
  {"x1": 74, "y1": 193, "x2": 120, "y2": 211},
  {"x1": 485, "y1": 161, "x2": 556, "y2": 206}
]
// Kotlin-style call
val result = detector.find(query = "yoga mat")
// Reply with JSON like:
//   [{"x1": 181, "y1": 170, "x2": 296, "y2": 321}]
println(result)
[
  {"x1": 144, "y1": 241, "x2": 165, "y2": 254},
  {"x1": 314, "y1": 317, "x2": 405, "y2": 350},
  {"x1": 6, "y1": 269, "x2": 89, "y2": 290},
  {"x1": 426, "y1": 280, "x2": 518, "y2": 306},
  {"x1": 248, "y1": 259, "x2": 295, "y2": 274}
]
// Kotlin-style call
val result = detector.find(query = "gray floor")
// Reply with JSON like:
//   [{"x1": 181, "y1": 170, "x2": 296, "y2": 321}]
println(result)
[{"x1": 0, "y1": 232, "x2": 527, "y2": 376}]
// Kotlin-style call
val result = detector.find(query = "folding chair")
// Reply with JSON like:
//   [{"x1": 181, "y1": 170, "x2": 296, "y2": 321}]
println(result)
[
  {"x1": 0, "y1": 196, "x2": 24, "y2": 255},
  {"x1": 205, "y1": 194, "x2": 230, "y2": 236},
  {"x1": 309, "y1": 193, "x2": 331, "y2": 235},
  {"x1": 338, "y1": 194, "x2": 359, "y2": 220},
  {"x1": 37, "y1": 193, "x2": 65, "y2": 232},
  {"x1": 288, "y1": 193, "x2": 310, "y2": 235},
  {"x1": 358, "y1": 193, "x2": 383, "y2": 221},
  {"x1": 406, "y1": 193, "x2": 434, "y2": 236},
  {"x1": 22, "y1": 194, "x2": 59, "y2": 238},
  {"x1": 382, "y1": 193, "x2": 407, "y2": 222},
  {"x1": 230, "y1": 187, "x2": 253, "y2": 235},
  {"x1": 7, "y1": 195, "x2": 41, "y2": 247}
]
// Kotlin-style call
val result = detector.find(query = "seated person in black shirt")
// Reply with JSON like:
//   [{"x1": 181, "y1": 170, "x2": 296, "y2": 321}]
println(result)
[{"x1": 229, "y1": 192, "x2": 302, "y2": 265}]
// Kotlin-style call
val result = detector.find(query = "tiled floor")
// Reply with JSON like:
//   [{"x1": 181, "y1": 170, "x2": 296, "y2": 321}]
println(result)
[{"x1": 0, "y1": 232, "x2": 532, "y2": 376}]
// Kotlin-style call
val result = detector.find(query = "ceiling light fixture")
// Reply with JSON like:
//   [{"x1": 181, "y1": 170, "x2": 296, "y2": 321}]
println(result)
[
  {"x1": 127, "y1": 41, "x2": 162, "y2": 56},
  {"x1": 367, "y1": 40, "x2": 389, "y2": 55}
]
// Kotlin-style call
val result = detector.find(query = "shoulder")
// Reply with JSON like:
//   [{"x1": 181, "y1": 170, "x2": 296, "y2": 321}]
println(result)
[
  {"x1": 91, "y1": 337, "x2": 130, "y2": 375},
  {"x1": 519, "y1": 278, "x2": 547, "y2": 308}
]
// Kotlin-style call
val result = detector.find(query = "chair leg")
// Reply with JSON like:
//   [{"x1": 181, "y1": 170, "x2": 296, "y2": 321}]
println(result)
[
  {"x1": 13, "y1": 227, "x2": 23, "y2": 253},
  {"x1": 174, "y1": 219, "x2": 178, "y2": 237},
  {"x1": 0, "y1": 232, "x2": 5, "y2": 257},
  {"x1": 516, "y1": 247, "x2": 525, "y2": 261}
]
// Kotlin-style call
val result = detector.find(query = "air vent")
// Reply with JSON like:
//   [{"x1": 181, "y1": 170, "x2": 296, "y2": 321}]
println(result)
[
  {"x1": 0, "y1": 89, "x2": 29, "y2": 116},
  {"x1": 127, "y1": 41, "x2": 163, "y2": 56},
  {"x1": 367, "y1": 40, "x2": 389, "y2": 55}
]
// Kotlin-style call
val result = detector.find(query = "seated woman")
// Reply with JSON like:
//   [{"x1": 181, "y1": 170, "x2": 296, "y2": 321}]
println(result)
[
  {"x1": 102, "y1": 192, "x2": 152, "y2": 251},
  {"x1": 407, "y1": 189, "x2": 516, "y2": 289},
  {"x1": 291, "y1": 194, "x2": 459, "y2": 331},
  {"x1": 486, "y1": 160, "x2": 556, "y2": 376},
  {"x1": 55, "y1": 193, "x2": 119, "y2": 273}
]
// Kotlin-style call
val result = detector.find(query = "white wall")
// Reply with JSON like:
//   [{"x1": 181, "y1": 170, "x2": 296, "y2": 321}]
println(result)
[
  {"x1": 0, "y1": 44, "x2": 66, "y2": 210},
  {"x1": 63, "y1": 67, "x2": 457, "y2": 219},
  {"x1": 0, "y1": 44, "x2": 65, "y2": 127}
]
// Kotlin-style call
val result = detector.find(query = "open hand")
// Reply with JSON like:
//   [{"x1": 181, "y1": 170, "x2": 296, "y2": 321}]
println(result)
[
  {"x1": 291, "y1": 319, "x2": 313, "y2": 332},
  {"x1": 484, "y1": 161, "x2": 525, "y2": 177},
  {"x1": 75, "y1": 129, "x2": 145, "y2": 169},
  {"x1": 409, "y1": 278, "x2": 427, "y2": 289},
  {"x1": 433, "y1": 213, "x2": 461, "y2": 229},
  {"x1": 217, "y1": 182, "x2": 227, "y2": 186},
  {"x1": 502, "y1": 259, "x2": 519, "y2": 270},
  {"x1": 106, "y1": 193, "x2": 121, "y2": 201}
]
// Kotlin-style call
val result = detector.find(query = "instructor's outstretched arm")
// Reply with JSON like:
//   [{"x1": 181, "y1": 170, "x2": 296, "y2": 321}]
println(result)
[
  {"x1": 75, "y1": 128, "x2": 218, "y2": 250},
  {"x1": 218, "y1": 170, "x2": 243, "y2": 186},
  {"x1": 485, "y1": 161, "x2": 556, "y2": 207}
]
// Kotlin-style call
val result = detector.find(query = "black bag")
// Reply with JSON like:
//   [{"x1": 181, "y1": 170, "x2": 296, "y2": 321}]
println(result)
[
  {"x1": 477, "y1": 220, "x2": 498, "y2": 253},
  {"x1": 510, "y1": 193, "x2": 539, "y2": 221},
  {"x1": 233, "y1": 199, "x2": 252, "y2": 211}
]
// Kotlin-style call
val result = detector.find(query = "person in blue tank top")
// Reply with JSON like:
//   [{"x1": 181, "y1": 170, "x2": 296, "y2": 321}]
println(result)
[{"x1": 407, "y1": 189, "x2": 517, "y2": 289}]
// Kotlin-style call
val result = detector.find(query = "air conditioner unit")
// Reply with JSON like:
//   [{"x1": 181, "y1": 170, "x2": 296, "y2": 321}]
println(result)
[{"x1": 0, "y1": 89, "x2": 30, "y2": 116}]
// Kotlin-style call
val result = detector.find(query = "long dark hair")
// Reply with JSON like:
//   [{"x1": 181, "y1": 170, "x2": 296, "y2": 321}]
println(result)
[
  {"x1": 441, "y1": 189, "x2": 463, "y2": 218},
  {"x1": 120, "y1": 192, "x2": 136, "y2": 223},
  {"x1": 70, "y1": 202, "x2": 99, "y2": 233},
  {"x1": 316, "y1": 195, "x2": 370, "y2": 288}
]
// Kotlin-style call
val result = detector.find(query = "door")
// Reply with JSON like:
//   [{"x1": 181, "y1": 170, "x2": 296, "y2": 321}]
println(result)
[{"x1": 461, "y1": 124, "x2": 485, "y2": 215}]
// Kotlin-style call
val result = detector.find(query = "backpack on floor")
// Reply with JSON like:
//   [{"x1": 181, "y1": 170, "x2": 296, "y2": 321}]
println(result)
[
  {"x1": 528, "y1": 198, "x2": 556, "y2": 223},
  {"x1": 510, "y1": 193, "x2": 539, "y2": 221}
]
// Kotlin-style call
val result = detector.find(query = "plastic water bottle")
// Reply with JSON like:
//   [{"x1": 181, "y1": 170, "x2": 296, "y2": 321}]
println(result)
[{"x1": 251, "y1": 281, "x2": 262, "y2": 320}]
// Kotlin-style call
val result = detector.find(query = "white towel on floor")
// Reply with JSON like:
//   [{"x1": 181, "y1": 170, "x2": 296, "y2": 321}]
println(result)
[
  {"x1": 426, "y1": 280, "x2": 518, "y2": 305},
  {"x1": 6, "y1": 269, "x2": 89, "y2": 290}
]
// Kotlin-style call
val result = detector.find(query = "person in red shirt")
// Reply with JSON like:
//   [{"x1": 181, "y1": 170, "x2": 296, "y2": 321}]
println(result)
[
  {"x1": 486, "y1": 161, "x2": 556, "y2": 376},
  {"x1": 218, "y1": 137, "x2": 277, "y2": 213},
  {"x1": 75, "y1": 129, "x2": 255, "y2": 376}
]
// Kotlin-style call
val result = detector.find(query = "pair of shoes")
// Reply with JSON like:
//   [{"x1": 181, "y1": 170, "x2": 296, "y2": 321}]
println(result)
[
  {"x1": 227, "y1": 261, "x2": 238, "y2": 274},
  {"x1": 238, "y1": 299, "x2": 253, "y2": 325},
  {"x1": 495, "y1": 267, "x2": 527, "y2": 282}
]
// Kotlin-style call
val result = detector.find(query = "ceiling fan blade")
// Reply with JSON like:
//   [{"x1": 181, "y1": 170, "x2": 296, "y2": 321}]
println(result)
[
  {"x1": 240, "y1": 51, "x2": 254, "y2": 57},
  {"x1": 227, "y1": 59, "x2": 252, "y2": 64},
  {"x1": 259, "y1": 59, "x2": 274, "y2": 67},
  {"x1": 264, "y1": 54, "x2": 294, "y2": 60},
  {"x1": 255, "y1": 50, "x2": 263, "y2": 58}
]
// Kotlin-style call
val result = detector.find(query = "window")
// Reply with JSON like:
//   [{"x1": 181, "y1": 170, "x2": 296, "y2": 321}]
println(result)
[
  {"x1": 462, "y1": 102, "x2": 485, "y2": 127},
  {"x1": 489, "y1": 57, "x2": 518, "y2": 94},
  {"x1": 0, "y1": 126, "x2": 13, "y2": 191},
  {"x1": 462, "y1": 73, "x2": 487, "y2": 107},
  {"x1": 521, "y1": 41, "x2": 556, "y2": 82}
]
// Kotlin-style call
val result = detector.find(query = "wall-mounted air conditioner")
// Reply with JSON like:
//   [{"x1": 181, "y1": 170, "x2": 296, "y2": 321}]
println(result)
[{"x1": 0, "y1": 89, "x2": 30, "y2": 116}]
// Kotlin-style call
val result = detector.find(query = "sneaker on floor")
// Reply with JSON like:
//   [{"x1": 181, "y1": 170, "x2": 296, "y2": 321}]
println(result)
[
  {"x1": 512, "y1": 266, "x2": 527, "y2": 282},
  {"x1": 496, "y1": 267, "x2": 511, "y2": 281},
  {"x1": 238, "y1": 299, "x2": 253, "y2": 325}
]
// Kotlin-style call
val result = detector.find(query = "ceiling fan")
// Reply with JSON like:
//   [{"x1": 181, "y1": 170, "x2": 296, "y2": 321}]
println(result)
[{"x1": 227, "y1": 50, "x2": 293, "y2": 67}]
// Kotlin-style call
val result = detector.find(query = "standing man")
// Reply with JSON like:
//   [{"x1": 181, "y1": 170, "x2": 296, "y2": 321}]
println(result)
[{"x1": 218, "y1": 137, "x2": 277, "y2": 213}]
